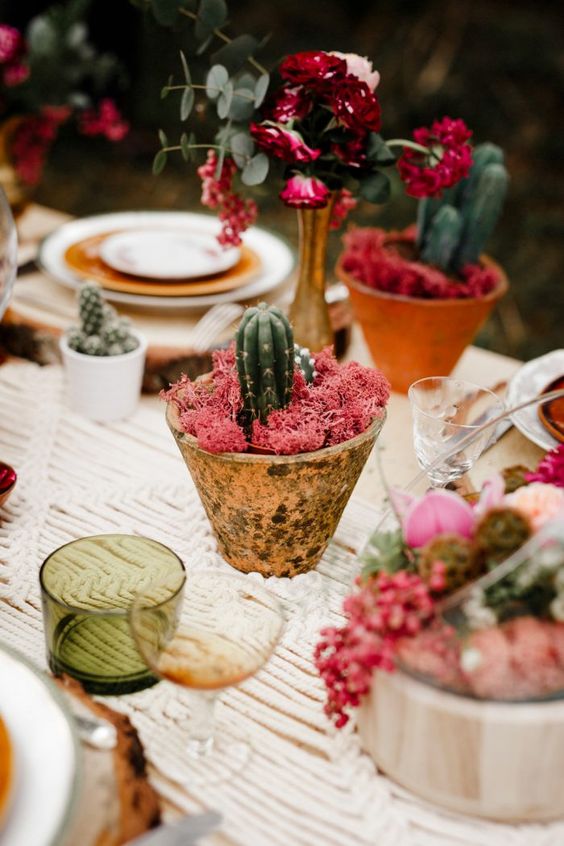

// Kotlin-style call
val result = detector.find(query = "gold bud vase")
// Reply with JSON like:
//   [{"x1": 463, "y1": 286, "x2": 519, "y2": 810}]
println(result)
[{"x1": 289, "y1": 195, "x2": 335, "y2": 352}]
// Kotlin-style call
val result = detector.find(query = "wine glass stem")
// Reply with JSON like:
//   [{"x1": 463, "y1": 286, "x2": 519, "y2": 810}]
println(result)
[{"x1": 186, "y1": 690, "x2": 218, "y2": 760}]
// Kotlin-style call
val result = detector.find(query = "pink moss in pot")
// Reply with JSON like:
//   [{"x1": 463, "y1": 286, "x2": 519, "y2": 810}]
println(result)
[{"x1": 162, "y1": 344, "x2": 390, "y2": 455}]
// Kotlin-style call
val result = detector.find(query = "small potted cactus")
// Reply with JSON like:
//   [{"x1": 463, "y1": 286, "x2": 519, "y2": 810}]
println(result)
[
  {"x1": 60, "y1": 282, "x2": 147, "y2": 422},
  {"x1": 164, "y1": 303, "x2": 390, "y2": 577},
  {"x1": 337, "y1": 142, "x2": 509, "y2": 392}
]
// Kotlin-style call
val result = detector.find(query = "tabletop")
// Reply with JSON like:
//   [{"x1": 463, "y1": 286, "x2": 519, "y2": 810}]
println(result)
[{"x1": 0, "y1": 205, "x2": 559, "y2": 846}]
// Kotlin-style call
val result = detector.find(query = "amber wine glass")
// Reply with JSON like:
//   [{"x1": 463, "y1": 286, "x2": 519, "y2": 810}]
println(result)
[{"x1": 130, "y1": 570, "x2": 284, "y2": 785}]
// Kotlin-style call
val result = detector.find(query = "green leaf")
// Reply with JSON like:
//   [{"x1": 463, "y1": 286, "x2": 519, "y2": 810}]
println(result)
[
  {"x1": 206, "y1": 64, "x2": 229, "y2": 99},
  {"x1": 214, "y1": 145, "x2": 226, "y2": 179},
  {"x1": 152, "y1": 150, "x2": 168, "y2": 175},
  {"x1": 358, "y1": 172, "x2": 391, "y2": 204},
  {"x1": 179, "y1": 50, "x2": 191, "y2": 85},
  {"x1": 230, "y1": 131, "x2": 254, "y2": 169},
  {"x1": 180, "y1": 133, "x2": 190, "y2": 162},
  {"x1": 196, "y1": 0, "x2": 227, "y2": 40},
  {"x1": 180, "y1": 86, "x2": 195, "y2": 121},
  {"x1": 217, "y1": 81, "x2": 234, "y2": 119},
  {"x1": 211, "y1": 35, "x2": 259, "y2": 75},
  {"x1": 254, "y1": 74, "x2": 270, "y2": 108},
  {"x1": 160, "y1": 85, "x2": 170, "y2": 100},
  {"x1": 26, "y1": 17, "x2": 57, "y2": 55},
  {"x1": 228, "y1": 88, "x2": 256, "y2": 121},
  {"x1": 241, "y1": 153, "x2": 269, "y2": 186},
  {"x1": 149, "y1": 0, "x2": 182, "y2": 26},
  {"x1": 196, "y1": 32, "x2": 214, "y2": 55},
  {"x1": 366, "y1": 134, "x2": 396, "y2": 166},
  {"x1": 158, "y1": 129, "x2": 168, "y2": 147}
]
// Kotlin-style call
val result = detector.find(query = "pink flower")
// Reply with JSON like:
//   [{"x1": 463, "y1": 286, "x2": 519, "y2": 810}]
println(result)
[
  {"x1": 250, "y1": 122, "x2": 321, "y2": 163},
  {"x1": 330, "y1": 188, "x2": 357, "y2": 230},
  {"x1": 279, "y1": 50, "x2": 348, "y2": 90},
  {"x1": 3, "y1": 61, "x2": 29, "y2": 87},
  {"x1": 329, "y1": 52, "x2": 380, "y2": 92},
  {"x1": 526, "y1": 444, "x2": 564, "y2": 488},
  {"x1": 474, "y1": 472, "x2": 505, "y2": 517},
  {"x1": 197, "y1": 150, "x2": 257, "y2": 247},
  {"x1": 79, "y1": 99, "x2": 129, "y2": 142},
  {"x1": 505, "y1": 482, "x2": 564, "y2": 532},
  {"x1": 279, "y1": 173, "x2": 330, "y2": 209},
  {"x1": 0, "y1": 24, "x2": 22, "y2": 64},
  {"x1": 264, "y1": 84, "x2": 312, "y2": 124},
  {"x1": 401, "y1": 489, "x2": 475, "y2": 548},
  {"x1": 398, "y1": 117, "x2": 473, "y2": 199}
]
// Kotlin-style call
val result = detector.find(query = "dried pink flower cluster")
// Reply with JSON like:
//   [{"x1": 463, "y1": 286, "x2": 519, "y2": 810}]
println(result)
[
  {"x1": 198, "y1": 150, "x2": 258, "y2": 247},
  {"x1": 79, "y1": 99, "x2": 129, "y2": 142},
  {"x1": 398, "y1": 117, "x2": 473, "y2": 199},
  {"x1": 340, "y1": 226, "x2": 499, "y2": 300},
  {"x1": 314, "y1": 571, "x2": 438, "y2": 727},
  {"x1": 162, "y1": 345, "x2": 390, "y2": 456},
  {"x1": 526, "y1": 444, "x2": 564, "y2": 488}
]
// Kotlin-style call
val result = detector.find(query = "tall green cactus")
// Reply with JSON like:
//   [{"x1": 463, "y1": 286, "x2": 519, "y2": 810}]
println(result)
[
  {"x1": 417, "y1": 142, "x2": 508, "y2": 275},
  {"x1": 235, "y1": 303, "x2": 295, "y2": 424}
]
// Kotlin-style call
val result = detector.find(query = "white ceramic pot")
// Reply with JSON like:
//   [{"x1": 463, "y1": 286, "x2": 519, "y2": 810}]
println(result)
[
  {"x1": 357, "y1": 668, "x2": 564, "y2": 822},
  {"x1": 59, "y1": 332, "x2": 147, "y2": 423}
]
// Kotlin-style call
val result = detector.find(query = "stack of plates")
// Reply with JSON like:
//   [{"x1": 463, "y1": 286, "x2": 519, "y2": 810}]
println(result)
[{"x1": 38, "y1": 212, "x2": 295, "y2": 310}]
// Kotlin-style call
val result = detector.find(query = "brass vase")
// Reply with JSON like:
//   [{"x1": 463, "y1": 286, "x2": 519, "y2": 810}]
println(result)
[{"x1": 289, "y1": 196, "x2": 336, "y2": 352}]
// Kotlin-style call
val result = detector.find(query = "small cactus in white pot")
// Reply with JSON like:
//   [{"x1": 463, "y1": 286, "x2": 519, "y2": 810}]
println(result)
[{"x1": 60, "y1": 282, "x2": 147, "y2": 422}]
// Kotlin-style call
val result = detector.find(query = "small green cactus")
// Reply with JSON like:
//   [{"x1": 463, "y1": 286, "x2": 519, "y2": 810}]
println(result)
[
  {"x1": 235, "y1": 302, "x2": 294, "y2": 424},
  {"x1": 417, "y1": 142, "x2": 509, "y2": 275},
  {"x1": 474, "y1": 507, "x2": 531, "y2": 568},
  {"x1": 67, "y1": 282, "x2": 139, "y2": 356},
  {"x1": 418, "y1": 533, "x2": 484, "y2": 592},
  {"x1": 294, "y1": 343, "x2": 316, "y2": 384}
]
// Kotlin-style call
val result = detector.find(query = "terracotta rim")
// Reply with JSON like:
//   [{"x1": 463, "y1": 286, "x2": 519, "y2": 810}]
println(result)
[
  {"x1": 336, "y1": 255, "x2": 508, "y2": 308},
  {"x1": 166, "y1": 401, "x2": 386, "y2": 465}
]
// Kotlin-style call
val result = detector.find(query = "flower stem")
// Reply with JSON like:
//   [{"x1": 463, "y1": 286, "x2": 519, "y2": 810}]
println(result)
[
  {"x1": 386, "y1": 139, "x2": 430, "y2": 155},
  {"x1": 178, "y1": 8, "x2": 269, "y2": 75}
]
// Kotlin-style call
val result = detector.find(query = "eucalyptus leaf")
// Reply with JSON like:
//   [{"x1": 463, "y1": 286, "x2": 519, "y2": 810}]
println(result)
[
  {"x1": 149, "y1": 0, "x2": 182, "y2": 26},
  {"x1": 206, "y1": 64, "x2": 229, "y2": 99},
  {"x1": 211, "y1": 35, "x2": 259, "y2": 75},
  {"x1": 66, "y1": 23, "x2": 86, "y2": 48},
  {"x1": 230, "y1": 131, "x2": 254, "y2": 169},
  {"x1": 238, "y1": 72, "x2": 256, "y2": 90},
  {"x1": 158, "y1": 129, "x2": 168, "y2": 147},
  {"x1": 180, "y1": 133, "x2": 190, "y2": 162},
  {"x1": 196, "y1": 33, "x2": 214, "y2": 55},
  {"x1": 214, "y1": 145, "x2": 226, "y2": 180},
  {"x1": 241, "y1": 153, "x2": 269, "y2": 186},
  {"x1": 254, "y1": 74, "x2": 270, "y2": 108},
  {"x1": 197, "y1": 0, "x2": 227, "y2": 31},
  {"x1": 160, "y1": 85, "x2": 170, "y2": 99},
  {"x1": 26, "y1": 17, "x2": 57, "y2": 55},
  {"x1": 359, "y1": 172, "x2": 391, "y2": 204},
  {"x1": 152, "y1": 149, "x2": 168, "y2": 175},
  {"x1": 180, "y1": 86, "x2": 195, "y2": 121},
  {"x1": 366, "y1": 134, "x2": 396, "y2": 166},
  {"x1": 228, "y1": 89, "x2": 256, "y2": 121},
  {"x1": 217, "y1": 81, "x2": 234, "y2": 119},
  {"x1": 179, "y1": 50, "x2": 191, "y2": 85}
]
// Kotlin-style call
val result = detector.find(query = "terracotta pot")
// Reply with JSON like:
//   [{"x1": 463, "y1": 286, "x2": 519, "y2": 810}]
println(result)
[
  {"x1": 336, "y1": 252, "x2": 508, "y2": 394},
  {"x1": 358, "y1": 668, "x2": 564, "y2": 822},
  {"x1": 166, "y1": 402, "x2": 385, "y2": 577}
]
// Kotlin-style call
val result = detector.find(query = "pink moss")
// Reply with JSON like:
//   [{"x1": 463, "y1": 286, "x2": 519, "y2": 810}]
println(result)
[
  {"x1": 162, "y1": 344, "x2": 390, "y2": 455},
  {"x1": 340, "y1": 226, "x2": 499, "y2": 300}
]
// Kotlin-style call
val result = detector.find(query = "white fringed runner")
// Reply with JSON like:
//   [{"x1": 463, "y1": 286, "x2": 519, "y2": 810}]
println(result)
[{"x1": 1, "y1": 361, "x2": 564, "y2": 846}]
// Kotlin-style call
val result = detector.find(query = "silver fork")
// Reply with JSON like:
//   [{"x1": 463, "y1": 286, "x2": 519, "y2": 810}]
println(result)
[{"x1": 190, "y1": 302, "x2": 244, "y2": 353}]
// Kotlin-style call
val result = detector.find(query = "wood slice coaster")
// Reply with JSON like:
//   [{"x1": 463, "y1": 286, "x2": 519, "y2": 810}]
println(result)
[{"x1": 54, "y1": 675, "x2": 160, "y2": 846}]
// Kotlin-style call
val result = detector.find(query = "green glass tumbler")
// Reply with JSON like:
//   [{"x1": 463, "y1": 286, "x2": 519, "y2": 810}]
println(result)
[{"x1": 40, "y1": 534, "x2": 186, "y2": 695}]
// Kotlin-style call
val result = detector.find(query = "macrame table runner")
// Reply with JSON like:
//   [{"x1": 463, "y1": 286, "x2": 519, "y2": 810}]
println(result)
[{"x1": 1, "y1": 361, "x2": 563, "y2": 846}]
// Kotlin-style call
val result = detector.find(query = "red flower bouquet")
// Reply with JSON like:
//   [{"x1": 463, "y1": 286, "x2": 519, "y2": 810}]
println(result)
[
  {"x1": 315, "y1": 445, "x2": 564, "y2": 726},
  {"x1": 0, "y1": 3, "x2": 128, "y2": 199}
]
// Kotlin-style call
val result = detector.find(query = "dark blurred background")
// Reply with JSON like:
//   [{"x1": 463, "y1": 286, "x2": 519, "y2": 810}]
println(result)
[{"x1": 3, "y1": 0, "x2": 564, "y2": 360}]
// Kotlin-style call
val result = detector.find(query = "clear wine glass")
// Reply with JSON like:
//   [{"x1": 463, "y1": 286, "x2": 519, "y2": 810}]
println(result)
[
  {"x1": 0, "y1": 187, "x2": 17, "y2": 322},
  {"x1": 130, "y1": 569, "x2": 284, "y2": 786},
  {"x1": 408, "y1": 376, "x2": 505, "y2": 488}
]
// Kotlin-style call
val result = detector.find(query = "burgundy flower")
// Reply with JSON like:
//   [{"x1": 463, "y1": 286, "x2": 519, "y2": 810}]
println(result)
[
  {"x1": 79, "y1": 99, "x2": 129, "y2": 142},
  {"x1": 279, "y1": 50, "x2": 347, "y2": 90},
  {"x1": 330, "y1": 188, "x2": 357, "y2": 230},
  {"x1": 3, "y1": 61, "x2": 29, "y2": 87},
  {"x1": 398, "y1": 117, "x2": 473, "y2": 199},
  {"x1": 279, "y1": 173, "x2": 331, "y2": 208},
  {"x1": 263, "y1": 84, "x2": 313, "y2": 124},
  {"x1": 250, "y1": 122, "x2": 321, "y2": 163},
  {"x1": 0, "y1": 24, "x2": 22, "y2": 64},
  {"x1": 332, "y1": 132, "x2": 368, "y2": 167},
  {"x1": 331, "y1": 75, "x2": 381, "y2": 133}
]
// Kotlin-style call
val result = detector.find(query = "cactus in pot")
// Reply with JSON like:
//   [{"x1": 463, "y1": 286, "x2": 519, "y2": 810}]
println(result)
[
  {"x1": 67, "y1": 282, "x2": 139, "y2": 356},
  {"x1": 416, "y1": 142, "x2": 509, "y2": 275}
]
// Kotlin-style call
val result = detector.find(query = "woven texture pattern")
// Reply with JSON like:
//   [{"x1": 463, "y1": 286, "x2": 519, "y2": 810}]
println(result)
[{"x1": 1, "y1": 361, "x2": 564, "y2": 846}]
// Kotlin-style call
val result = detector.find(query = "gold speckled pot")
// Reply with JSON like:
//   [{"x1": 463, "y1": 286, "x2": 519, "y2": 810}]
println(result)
[{"x1": 166, "y1": 402, "x2": 385, "y2": 577}]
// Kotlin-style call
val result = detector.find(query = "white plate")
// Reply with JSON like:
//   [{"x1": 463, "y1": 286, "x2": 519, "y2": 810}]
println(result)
[
  {"x1": 0, "y1": 643, "x2": 80, "y2": 846},
  {"x1": 99, "y1": 229, "x2": 240, "y2": 279},
  {"x1": 506, "y1": 349, "x2": 564, "y2": 451},
  {"x1": 39, "y1": 212, "x2": 295, "y2": 310}
]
